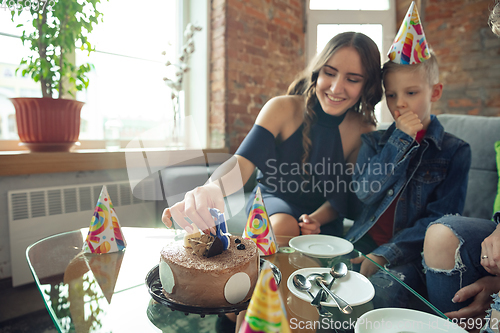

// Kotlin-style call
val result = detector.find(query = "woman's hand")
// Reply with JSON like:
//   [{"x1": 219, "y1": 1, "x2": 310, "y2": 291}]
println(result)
[
  {"x1": 298, "y1": 214, "x2": 321, "y2": 235},
  {"x1": 481, "y1": 227, "x2": 500, "y2": 275},
  {"x1": 445, "y1": 277, "x2": 500, "y2": 332},
  {"x1": 162, "y1": 182, "x2": 224, "y2": 234},
  {"x1": 350, "y1": 253, "x2": 388, "y2": 278}
]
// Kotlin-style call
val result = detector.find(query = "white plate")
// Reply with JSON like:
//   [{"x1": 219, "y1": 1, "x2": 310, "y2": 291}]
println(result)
[
  {"x1": 289, "y1": 235, "x2": 354, "y2": 258},
  {"x1": 355, "y1": 308, "x2": 467, "y2": 333},
  {"x1": 287, "y1": 267, "x2": 374, "y2": 307}
]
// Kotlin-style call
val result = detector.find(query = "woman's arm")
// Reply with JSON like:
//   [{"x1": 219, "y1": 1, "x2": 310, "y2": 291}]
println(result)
[{"x1": 162, "y1": 96, "x2": 301, "y2": 234}]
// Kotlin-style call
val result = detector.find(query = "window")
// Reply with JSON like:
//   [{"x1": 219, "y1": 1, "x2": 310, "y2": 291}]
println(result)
[
  {"x1": 307, "y1": 0, "x2": 396, "y2": 122},
  {"x1": 310, "y1": 0, "x2": 390, "y2": 11},
  {"x1": 0, "y1": 0, "x2": 209, "y2": 149}
]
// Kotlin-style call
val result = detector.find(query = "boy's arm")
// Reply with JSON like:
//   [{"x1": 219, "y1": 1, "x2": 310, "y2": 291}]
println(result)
[
  {"x1": 354, "y1": 128, "x2": 419, "y2": 205},
  {"x1": 370, "y1": 142, "x2": 472, "y2": 267}
]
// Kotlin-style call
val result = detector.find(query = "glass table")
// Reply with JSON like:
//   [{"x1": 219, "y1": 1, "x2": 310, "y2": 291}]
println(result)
[{"x1": 27, "y1": 227, "x2": 451, "y2": 333}]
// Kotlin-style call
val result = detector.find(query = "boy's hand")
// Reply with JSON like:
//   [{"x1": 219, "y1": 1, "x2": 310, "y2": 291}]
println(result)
[
  {"x1": 350, "y1": 253, "x2": 388, "y2": 278},
  {"x1": 394, "y1": 110, "x2": 423, "y2": 139}
]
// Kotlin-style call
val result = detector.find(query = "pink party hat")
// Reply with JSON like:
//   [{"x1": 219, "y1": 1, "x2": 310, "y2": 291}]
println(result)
[
  {"x1": 83, "y1": 185, "x2": 127, "y2": 254},
  {"x1": 238, "y1": 261, "x2": 291, "y2": 333},
  {"x1": 388, "y1": 1, "x2": 430, "y2": 65},
  {"x1": 243, "y1": 187, "x2": 278, "y2": 256}
]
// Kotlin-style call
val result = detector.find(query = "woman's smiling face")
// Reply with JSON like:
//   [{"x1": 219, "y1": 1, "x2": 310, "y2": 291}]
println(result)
[{"x1": 315, "y1": 46, "x2": 365, "y2": 116}]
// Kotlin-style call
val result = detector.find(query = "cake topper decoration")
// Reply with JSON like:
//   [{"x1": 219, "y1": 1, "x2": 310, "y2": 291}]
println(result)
[
  {"x1": 238, "y1": 261, "x2": 291, "y2": 333},
  {"x1": 83, "y1": 185, "x2": 127, "y2": 254},
  {"x1": 209, "y1": 208, "x2": 230, "y2": 250},
  {"x1": 243, "y1": 187, "x2": 278, "y2": 256},
  {"x1": 188, "y1": 233, "x2": 224, "y2": 257},
  {"x1": 183, "y1": 223, "x2": 201, "y2": 248},
  {"x1": 387, "y1": 1, "x2": 430, "y2": 65}
]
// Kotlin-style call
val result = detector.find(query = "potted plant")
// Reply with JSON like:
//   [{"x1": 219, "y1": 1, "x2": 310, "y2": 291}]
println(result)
[{"x1": 9, "y1": 0, "x2": 105, "y2": 152}]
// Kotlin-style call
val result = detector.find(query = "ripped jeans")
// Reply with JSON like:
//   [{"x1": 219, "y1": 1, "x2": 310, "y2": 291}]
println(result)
[
  {"x1": 369, "y1": 259, "x2": 428, "y2": 310},
  {"x1": 424, "y1": 216, "x2": 496, "y2": 313},
  {"x1": 481, "y1": 294, "x2": 500, "y2": 332},
  {"x1": 352, "y1": 234, "x2": 428, "y2": 310}
]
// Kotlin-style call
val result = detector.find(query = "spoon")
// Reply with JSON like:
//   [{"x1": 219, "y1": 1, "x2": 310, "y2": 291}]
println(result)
[
  {"x1": 328, "y1": 262, "x2": 348, "y2": 289},
  {"x1": 315, "y1": 276, "x2": 353, "y2": 314},
  {"x1": 308, "y1": 273, "x2": 333, "y2": 302},
  {"x1": 292, "y1": 274, "x2": 333, "y2": 317}
]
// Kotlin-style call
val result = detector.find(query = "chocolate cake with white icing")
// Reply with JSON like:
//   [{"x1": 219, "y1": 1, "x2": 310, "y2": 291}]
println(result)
[{"x1": 159, "y1": 234, "x2": 259, "y2": 308}]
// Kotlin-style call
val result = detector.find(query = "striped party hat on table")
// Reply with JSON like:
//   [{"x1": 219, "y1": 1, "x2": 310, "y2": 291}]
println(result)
[
  {"x1": 83, "y1": 185, "x2": 126, "y2": 254},
  {"x1": 238, "y1": 261, "x2": 290, "y2": 333}
]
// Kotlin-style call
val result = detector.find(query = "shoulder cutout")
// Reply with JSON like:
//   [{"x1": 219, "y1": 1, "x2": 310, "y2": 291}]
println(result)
[{"x1": 255, "y1": 95, "x2": 304, "y2": 137}]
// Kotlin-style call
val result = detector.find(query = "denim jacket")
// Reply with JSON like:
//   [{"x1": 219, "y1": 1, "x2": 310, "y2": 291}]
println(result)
[{"x1": 345, "y1": 115, "x2": 471, "y2": 267}]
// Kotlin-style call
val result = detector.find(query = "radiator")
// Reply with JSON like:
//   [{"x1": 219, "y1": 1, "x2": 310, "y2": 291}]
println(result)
[{"x1": 8, "y1": 181, "x2": 157, "y2": 286}]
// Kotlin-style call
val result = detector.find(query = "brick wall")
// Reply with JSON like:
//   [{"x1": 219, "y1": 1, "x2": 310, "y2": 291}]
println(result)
[
  {"x1": 209, "y1": 0, "x2": 500, "y2": 151},
  {"x1": 209, "y1": 0, "x2": 306, "y2": 152},
  {"x1": 419, "y1": 0, "x2": 500, "y2": 116}
]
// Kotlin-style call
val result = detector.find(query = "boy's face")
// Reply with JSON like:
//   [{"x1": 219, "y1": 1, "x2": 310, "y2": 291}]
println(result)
[{"x1": 384, "y1": 68, "x2": 442, "y2": 130}]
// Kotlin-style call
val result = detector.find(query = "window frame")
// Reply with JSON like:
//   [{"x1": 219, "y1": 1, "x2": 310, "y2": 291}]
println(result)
[{"x1": 306, "y1": 0, "x2": 396, "y2": 123}]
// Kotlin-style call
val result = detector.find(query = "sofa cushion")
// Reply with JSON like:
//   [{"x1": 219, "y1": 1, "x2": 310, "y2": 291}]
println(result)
[{"x1": 437, "y1": 114, "x2": 500, "y2": 220}]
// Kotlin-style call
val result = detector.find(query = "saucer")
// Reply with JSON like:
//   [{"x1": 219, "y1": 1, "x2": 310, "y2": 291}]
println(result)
[
  {"x1": 289, "y1": 235, "x2": 353, "y2": 258},
  {"x1": 355, "y1": 308, "x2": 467, "y2": 333},
  {"x1": 287, "y1": 267, "x2": 374, "y2": 307}
]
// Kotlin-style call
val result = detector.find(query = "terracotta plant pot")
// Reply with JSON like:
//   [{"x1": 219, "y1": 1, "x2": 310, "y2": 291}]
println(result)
[{"x1": 10, "y1": 97, "x2": 84, "y2": 152}]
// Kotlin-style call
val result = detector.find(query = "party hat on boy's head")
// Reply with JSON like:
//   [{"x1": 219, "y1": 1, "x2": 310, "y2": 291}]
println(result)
[
  {"x1": 388, "y1": 1, "x2": 430, "y2": 65},
  {"x1": 83, "y1": 185, "x2": 127, "y2": 254},
  {"x1": 243, "y1": 187, "x2": 278, "y2": 256},
  {"x1": 238, "y1": 261, "x2": 291, "y2": 333}
]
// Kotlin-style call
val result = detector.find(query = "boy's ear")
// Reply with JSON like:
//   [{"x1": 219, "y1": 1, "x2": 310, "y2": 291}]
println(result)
[{"x1": 430, "y1": 83, "x2": 443, "y2": 102}]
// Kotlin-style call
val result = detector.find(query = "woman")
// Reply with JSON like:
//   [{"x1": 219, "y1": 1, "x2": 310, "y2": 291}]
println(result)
[{"x1": 163, "y1": 32, "x2": 383, "y2": 239}]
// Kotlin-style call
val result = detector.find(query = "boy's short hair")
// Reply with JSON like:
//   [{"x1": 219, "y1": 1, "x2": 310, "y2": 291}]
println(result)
[{"x1": 382, "y1": 51, "x2": 439, "y2": 86}]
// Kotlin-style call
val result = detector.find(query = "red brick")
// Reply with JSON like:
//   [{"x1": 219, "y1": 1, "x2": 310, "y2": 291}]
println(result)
[
  {"x1": 209, "y1": 0, "x2": 307, "y2": 151},
  {"x1": 243, "y1": 5, "x2": 269, "y2": 21}
]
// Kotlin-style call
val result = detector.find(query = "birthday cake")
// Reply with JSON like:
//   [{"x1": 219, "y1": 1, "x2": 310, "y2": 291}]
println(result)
[{"x1": 159, "y1": 232, "x2": 259, "y2": 308}]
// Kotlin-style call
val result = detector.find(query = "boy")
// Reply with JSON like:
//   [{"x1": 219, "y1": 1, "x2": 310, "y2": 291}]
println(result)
[{"x1": 345, "y1": 2, "x2": 472, "y2": 308}]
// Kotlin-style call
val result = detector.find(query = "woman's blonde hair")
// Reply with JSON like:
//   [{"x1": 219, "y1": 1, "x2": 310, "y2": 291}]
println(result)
[{"x1": 287, "y1": 32, "x2": 382, "y2": 167}]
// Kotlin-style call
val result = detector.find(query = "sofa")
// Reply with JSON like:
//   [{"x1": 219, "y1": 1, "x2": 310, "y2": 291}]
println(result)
[
  {"x1": 437, "y1": 114, "x2": 500, "y2": 220},
  {"x1": 159, "y1": 114, "x2": 500, "y2": 234}
]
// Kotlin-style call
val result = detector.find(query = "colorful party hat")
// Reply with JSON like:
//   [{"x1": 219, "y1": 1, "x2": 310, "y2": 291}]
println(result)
[
  {"x1": 238, "y1": 261, "x2": 291, "y2": 333},
  {"x1": 83, "y1": 185, "x2": 127, "y2": 254},
  {"x1": 243, "y1": 187, "x2": 278, "y2": 256},
  {"x1": 387, "y1": 1, "x2": 430, "y2": 65}
]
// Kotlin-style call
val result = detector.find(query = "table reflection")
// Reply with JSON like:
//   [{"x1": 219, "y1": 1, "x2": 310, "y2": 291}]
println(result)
[{"x1": 27, "y1": 228, "x2": 444, "y2": 333}]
